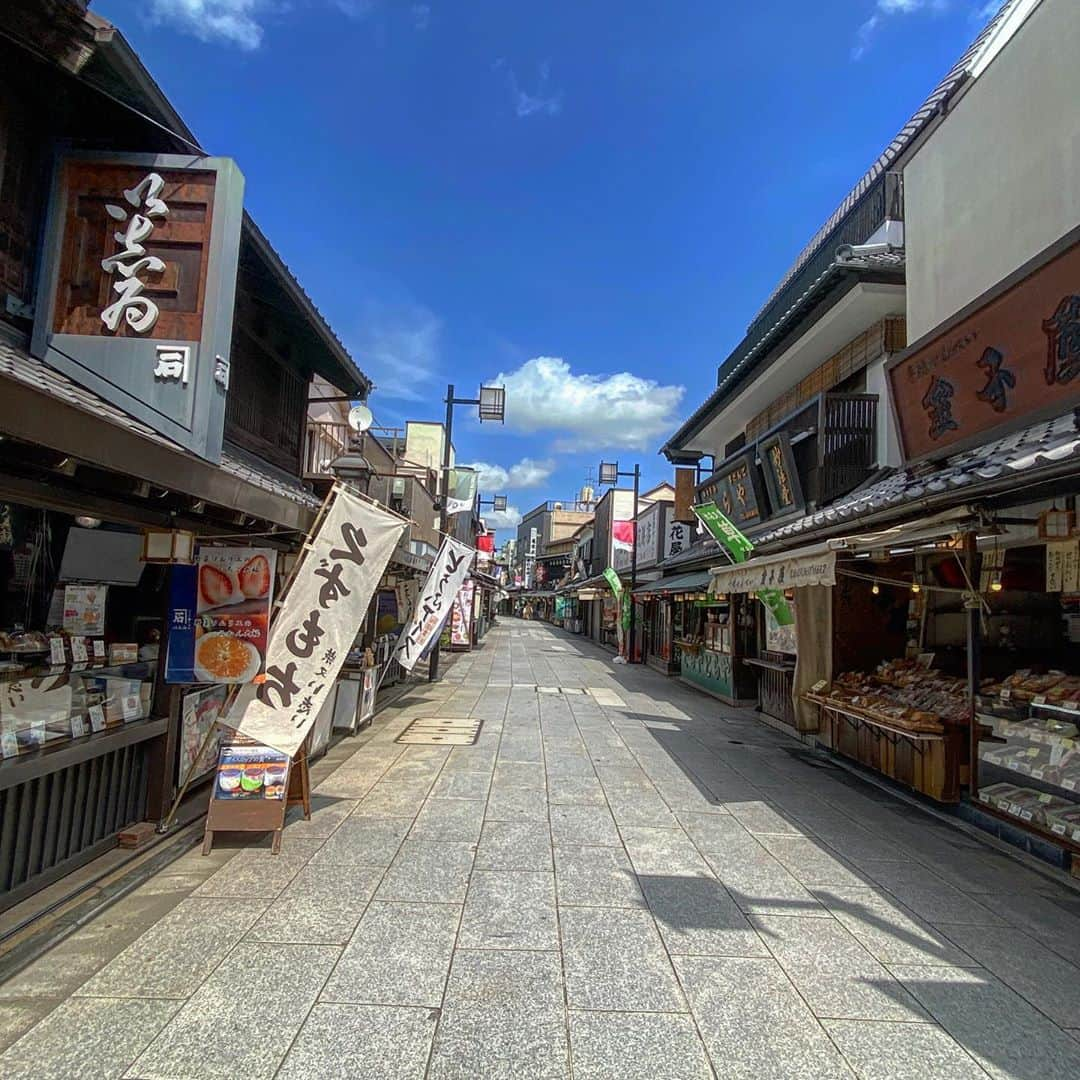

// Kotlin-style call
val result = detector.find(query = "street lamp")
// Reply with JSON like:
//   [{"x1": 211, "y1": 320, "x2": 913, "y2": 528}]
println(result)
[
  {"x1": 478, "y1": 493, "x2": 508, "y2": 513},
  {"x1": 430, "y1": 384, "x2": 507, "y2": 681},
  {"x1": 598, "y1": 459, "x2": 641, "y2": 664}
]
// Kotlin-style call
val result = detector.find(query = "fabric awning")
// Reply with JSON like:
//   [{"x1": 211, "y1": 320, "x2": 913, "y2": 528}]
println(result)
[
  {"x1": 577, "y1": 588, "x2": 604, "y2": 600},
  {"x1": 710, "y1": 544, "x2": 836, "y2": 594},
  {"x1": 633, "y1": 570, "x2": 711, "y2": 597}
]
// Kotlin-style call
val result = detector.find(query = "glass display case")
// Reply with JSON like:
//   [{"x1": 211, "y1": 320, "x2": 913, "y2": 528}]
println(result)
[{"x1": 0, "y1": 661, "x2": 156, "y2": 759}]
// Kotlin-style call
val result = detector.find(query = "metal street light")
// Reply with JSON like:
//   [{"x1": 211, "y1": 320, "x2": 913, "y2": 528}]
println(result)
[
  {"x1": 430, "y1": 384, "x2": 507, "y2": 681},
  {"x1": 598, "y1": 459, "x2": 641, "y2": 664},
  {"x1": 478, "y1": 493, "x2": 508, "y2": 513}
]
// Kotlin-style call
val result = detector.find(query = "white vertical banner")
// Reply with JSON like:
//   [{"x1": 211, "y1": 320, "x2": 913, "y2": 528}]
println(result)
[
  {"x1": 222, "y1": 486, "x2": 407, "y2": 758},
  {"x1": 445, "y1": 467, "x2": 478, "y2": 516},
  {"x1": 393, "y1": 537, "x2": 475, "y2": 671}
]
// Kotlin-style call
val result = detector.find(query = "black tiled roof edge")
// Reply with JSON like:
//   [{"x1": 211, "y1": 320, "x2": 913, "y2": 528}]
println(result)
[
  {"x1": 0, "y1": 340, "x2": 321, "y2": 511},
  {"x1": 751, "y1": 411, "x2": 1080, "y2": 551}
]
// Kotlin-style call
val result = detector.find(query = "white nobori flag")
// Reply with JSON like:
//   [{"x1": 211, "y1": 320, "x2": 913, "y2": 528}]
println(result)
[
  {"x1": 392, "y1": 536, "x2": 474, "y2": 671},
  {"x1": 222, "y1": 485, "x2": 407, "y2": 758}
]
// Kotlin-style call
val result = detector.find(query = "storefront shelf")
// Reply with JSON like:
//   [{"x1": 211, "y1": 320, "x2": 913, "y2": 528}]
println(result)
[{"x1": 0, "y1": 717, "x2": 167, "y2": 791}]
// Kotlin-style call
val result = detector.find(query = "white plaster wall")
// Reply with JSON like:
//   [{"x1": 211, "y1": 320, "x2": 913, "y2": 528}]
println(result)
[
  {"x1": 865, "y1": 354, "x2": 902, "y2": 467},
  {"x1": 904, "y1": 0, "x2": 1080, "y2": 340}
]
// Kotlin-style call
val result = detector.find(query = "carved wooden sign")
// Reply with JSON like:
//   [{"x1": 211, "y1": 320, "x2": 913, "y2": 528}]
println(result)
[
  {"x1": 886, "y1": 236, "x2": 1080, "y2": 463},
  {"x1": 32, "y1": 151, "x2": 245, "y2": 462}
]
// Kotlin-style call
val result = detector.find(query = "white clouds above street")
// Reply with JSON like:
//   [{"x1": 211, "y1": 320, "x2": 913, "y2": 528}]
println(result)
[
  {"x1": 461, "y1": 457, "x2": 555, "y2": 491},
  {"x1": 148, "y1": 0, "x2": 267, "y2": 49},
  {"x1": 493, "y1": 60, "x2": 563, "y2": 118},
  {"x1": 852, "y1": 0, "x2": 953, "y2": 60},
  {"x1": 491, "y1": 356, "x2": 684, "y2": 452},
  {"x1": 482, "y1": 505, "x2": 523, "y2": 530}
]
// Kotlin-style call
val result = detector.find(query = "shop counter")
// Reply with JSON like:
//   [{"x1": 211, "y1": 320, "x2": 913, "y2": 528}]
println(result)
[
  {"x1": 676, "y1": 641, "x2": 756, "y2": 706},
  {"x1": 744, "y1": 655, "x2": 797, "y2": 729}
]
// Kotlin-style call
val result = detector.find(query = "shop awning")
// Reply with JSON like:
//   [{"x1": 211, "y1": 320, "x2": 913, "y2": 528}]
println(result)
[
  {"x1": 710, "y1": 544, "x2": 836, "y2": 594},
  {"x1": 633, "y1": 570, "x2": 711, "y2": 597},
  {"x1": 577, "y1": 588, "x2": 604, "y2": 600}
]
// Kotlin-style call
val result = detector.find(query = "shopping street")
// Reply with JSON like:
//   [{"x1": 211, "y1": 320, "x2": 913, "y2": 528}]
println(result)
[{"x1": 2, "y1": 619, "x2": 1080, "y2": 1079}]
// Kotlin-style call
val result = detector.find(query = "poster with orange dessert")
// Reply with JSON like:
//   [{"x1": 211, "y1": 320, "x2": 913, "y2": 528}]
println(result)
[{"x1": 165, "y1": 547, "x2": 276, "y2": 684}]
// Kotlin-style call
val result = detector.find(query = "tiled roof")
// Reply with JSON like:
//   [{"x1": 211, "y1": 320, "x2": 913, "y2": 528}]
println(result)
[
  {"x1": 0, "y1": 339, "x2": 320, "y2": 511},
  {"x1": 752, "y1": 411, "x2": 1080, "y2": 549}
]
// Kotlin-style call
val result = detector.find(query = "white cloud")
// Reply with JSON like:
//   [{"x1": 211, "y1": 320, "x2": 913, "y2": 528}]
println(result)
[
  {"x1": 482, "y1": 505, "x2": 523, "y2": 531},
  {"x1": 351, "y1": 301, "x2": 442, "y2": 403},
  {"x1": 852, "y1": 0, "x2": 950, "y2": 60},
  {"x1": 148, "y1": 0, "x2": 268, "y2": 49},
  {"x1": 461, "y1": 458, "x2": 555, "y2": 491},
  {"x1": 493, "y1": 59, "x2": 563, "y2": 118},
  {"x1": 490, "y1": 356, "x2": 684, "y2": 453}
]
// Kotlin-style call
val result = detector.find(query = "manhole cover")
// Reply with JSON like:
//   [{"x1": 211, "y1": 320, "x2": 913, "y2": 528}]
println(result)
[{"x1": 397, "y1": 717, "x2": 484, "y2": 746}]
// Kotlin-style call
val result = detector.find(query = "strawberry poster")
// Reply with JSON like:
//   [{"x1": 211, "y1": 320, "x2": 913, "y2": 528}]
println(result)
[{"x1": 165, "y1": 547, "x2": 276, "y2": 684}]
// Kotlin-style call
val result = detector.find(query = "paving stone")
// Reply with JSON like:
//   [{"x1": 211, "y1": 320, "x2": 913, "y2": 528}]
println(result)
[
  {"x1": 676, "y1": 810, "x2": 753, "y2": 849},
  {"x1": 554, "y1": 844, "x2": 645, "y2": 908},
  {"x1": 675, "y1": 955, "x2": 855, "y2": 1079},
  {"x1": 757, "y1": 835, "x2": 871, "y2": 889},
  {"x1": 750, "y1": 914, "x2": 927, "y2": 1021},
  {"x1": 568, "y1": 1009, "x2": 712, "y2": 1080},
  {"x1": 191, "y1": 843, "x2": 322, "y2": 900},
  {"x1": 431, "y1": 769, "x2": 492, "y2": 799},
  {"x1": 560, "y1": 905, "x2": 684, "y2": 1011},
  {"x1": 858, "y1": 861, "x2": 1010, "y2": 926},
  {"x1": 308, "y1": 816, "x2": 412, "y2": 867},
  {"x1": 409, "y1": 797, "x2": 486, "y2": 843},
  {"x1": 549, "y1": 803, "x2": 621, "y2": 846},
  {"x1": 459, "y1": 870, "x2": 559, "y2": 950},
  {"x1": 823, "y1": 1019, "x2": 989, "y2": 1079},
  {"x1": 282, "y1": 796, "x2": 360, "y2": 838},
  {"x1": 934, "y1": 922, "x2": 1080, "y2": 1028},
  {"x1": 485, "y1": 784, "x2": 550, "y2": 822},
  {"x1": 353, "y1": 781, "x2": 433, "y2": 817},
  {"x1": 889, "y1": 963, "x2": 1080, "y2": 1080},
  {"x1": 375, "y1": 840, "x2": 475, "y2": 904},
  {"x1": 726, "y1": 799, "x2": 810, "y2": 836},
  {"x1": 130, "y1": 943, "x2": 340, "y2": 1078},
  {"x1": 475, "y1": 819, "x2": 553, "y2": 871},
  {"x1": 321, "y1": 901, "x2": 460, "y2": 1007},
  {"x1": 640, "y1": 871, "x2": 769, "y2": 957},
  {"x1": 704, "y1": 843, "x2": 829, "y2": 917},
  {"x1": 276, "y1": 1003, "x2": 436, "y2": 1079},
  {"x1": 493, "y1": 760, "x2": 547, "y2": 790},
  {"x1": 0, "y1": 997, "x2": 179, "y2": 1080},
  {"x1": 246, "y1": 864, "x2": 382, "y2": 944},
  {"x1": 429, "y1": 949, "x2": 569, "y2": 1080},
  {"x1": 546, "y1": 774, "x2": 606, "y2": 804},
  {"x1": 75, "y1": 897, "x2": 267, "y2": 999},
  {"x1": 620, "y1": 826, "x2": 711, "y2": 876}
]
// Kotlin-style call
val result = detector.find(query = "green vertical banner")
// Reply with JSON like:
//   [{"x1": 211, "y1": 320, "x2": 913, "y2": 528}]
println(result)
[
  {"x1": 691, "y1": 503, "x2": 753, "y2": 563},
  {"x1": 621, "y1": 591, "x2": 632, "y2": 630},
  {"x1": 693, "y1": 502, "x2": 791, "y2": 624},
  {"x1": 603, "y1": 567, "x2": 623, "y2": 598}
]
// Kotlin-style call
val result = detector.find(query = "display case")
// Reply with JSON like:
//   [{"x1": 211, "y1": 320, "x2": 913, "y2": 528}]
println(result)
[{"x1": 0, "y1": 660, "x2": 156, "y2": 759}]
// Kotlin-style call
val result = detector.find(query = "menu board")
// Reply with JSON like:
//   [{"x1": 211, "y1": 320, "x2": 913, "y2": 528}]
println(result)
[
  {"x1": 63, "y1": 584, "x2": 107, "y2": 636},
  {"x1": 214, "y1": 741, "x2": 290, "y2": 800},
  {"x1": 178, "y1": 684, "x2": 229, "y2": 785}
]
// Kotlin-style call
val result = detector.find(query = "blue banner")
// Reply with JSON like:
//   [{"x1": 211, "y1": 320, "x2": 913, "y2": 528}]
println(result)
[{"x1": 165, "y1": 564, "x2": 198, "y2": 683}]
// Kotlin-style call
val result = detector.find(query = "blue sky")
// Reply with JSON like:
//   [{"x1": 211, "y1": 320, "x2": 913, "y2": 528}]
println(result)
[{"x1": 98, "y1": 0, "x2": 1002, "y2": 536}]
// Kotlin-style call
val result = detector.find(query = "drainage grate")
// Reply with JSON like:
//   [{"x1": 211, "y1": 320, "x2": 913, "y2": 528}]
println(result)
[{"x1": 396, "y1": 717, "x2": 484, "y2": 746}]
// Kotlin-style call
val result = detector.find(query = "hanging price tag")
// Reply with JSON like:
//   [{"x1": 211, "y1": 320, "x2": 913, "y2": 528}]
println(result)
[
  {"x1": 49, "y1": 636, "x2": 66, "y2": 666},
  {"x1": 121, "y1": 694, "x2": 141, "y2": 721},
  {"x1": 71, "y1": 636, "x2": 88, "y2": 663},
  {"x1": 70, "y1": 715, "x2": 87, "y2": 738},
  {"x1": 1000, "y1": 688, "x2": 1012, "y2": 702},
  {"x1": 811, "y1": 680, "x2": 829, "y2": 693},
  {"x1": 92, "y1": 639, "x2": 106, "y2": 660},
  {"x1": 89, "y1": 705, "x2": 106, "y2": 732},
  {"x1": 1033, "y1": 694, "x2": 1047, "y2": 706}
]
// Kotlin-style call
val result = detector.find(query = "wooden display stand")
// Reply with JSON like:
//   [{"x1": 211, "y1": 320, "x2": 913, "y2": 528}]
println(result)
[{"x1": 202, "y1": 742, "x2": 311, "y2": 855}]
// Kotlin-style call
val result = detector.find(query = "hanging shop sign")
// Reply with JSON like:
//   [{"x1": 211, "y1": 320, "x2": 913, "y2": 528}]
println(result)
[
  {"x1": 445, "y1": 467, "x2": 478, "y2": 516},
  {"x1": 692, "y1": 502, "x2": 753, "y2": 563},
  {"x1": 887, "y1": 233, "x2": 1080, "y2": 463},
  {"x1": 701, "y1": 453, "x2": 766, "y2": 528},
  {"x1": 450, "y1": 580, "x2": 475, "y2": 646},
  {"x1": 1046, "y1": 540, "x2": 1080, "y2": 593},
  {"x1": 710, "y1": 547, "x2": 836, "y2": 594},
  {"x1": 223, "y1": 486, "x2": 407, "y2": 758},
  {"x1": 31, "y1": 151, "x2": 245, "y2": 463},
  {"x1": 635, "y1": 505, "x2": 662, "y2": 569},
  {"x1": 603, "y1": 566, "x2": 623, "y2": 598},
  {"x1": 393, "y1": 536, "x2": 475, "y2": 671},
  {"x1": 759, "y1": 432, "x2": 805, "y2": 516},
  {"x1": 664, "y1": 520, "x2": 691, "y2": 561},
  {"x1": 165, "y1": 547, "x2": 277, "y2": 684}
]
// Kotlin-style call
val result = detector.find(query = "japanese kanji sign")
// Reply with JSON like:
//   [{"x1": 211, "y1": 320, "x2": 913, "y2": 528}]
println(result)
[
  {"x1": 886, "y1": 235, "x2": 1080, "y2": 463},
  {"x1": 393, "y1": 536, "x2": 475, "y2": 671},
  {"x1": 222, "y1": 486, "x2": 407, "y2": 758}
]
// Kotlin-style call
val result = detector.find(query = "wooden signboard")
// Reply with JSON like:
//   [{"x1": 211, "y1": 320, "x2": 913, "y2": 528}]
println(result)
[
  {"x1": 887, "y1": 232, "x2": 1080, "y2": 463},
  {"x1": 202, "y1": 734, "x2": 310, "y2": 854}
]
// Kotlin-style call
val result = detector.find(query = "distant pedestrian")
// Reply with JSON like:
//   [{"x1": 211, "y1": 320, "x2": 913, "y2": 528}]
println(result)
[{"x1": 523, "y1": 602, "x2": 534, "y2": 620}]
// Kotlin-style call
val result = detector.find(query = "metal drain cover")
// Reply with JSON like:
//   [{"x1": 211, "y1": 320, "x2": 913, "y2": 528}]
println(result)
[{"x1": 397, "y1": 717, "x2": 484, "y2": 746}]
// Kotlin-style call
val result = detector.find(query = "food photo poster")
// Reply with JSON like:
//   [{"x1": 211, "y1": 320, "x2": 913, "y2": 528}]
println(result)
[{"x1": 165, "y1": 547, "x2": 277, "y2": 684}]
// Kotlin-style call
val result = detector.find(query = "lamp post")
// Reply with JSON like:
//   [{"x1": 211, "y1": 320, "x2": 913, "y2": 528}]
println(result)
[
  {"x1": 598, "y1": 459, "x2": 640, "y2": 663},
  {"x1": 429, "y1": 383, "x2": 506, "y2": 681}
]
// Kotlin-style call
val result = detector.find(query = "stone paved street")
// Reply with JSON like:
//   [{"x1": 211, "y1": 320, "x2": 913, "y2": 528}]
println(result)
[{"x1": 4, "y1": 618, "x2": 1080, "y2": 1078}]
